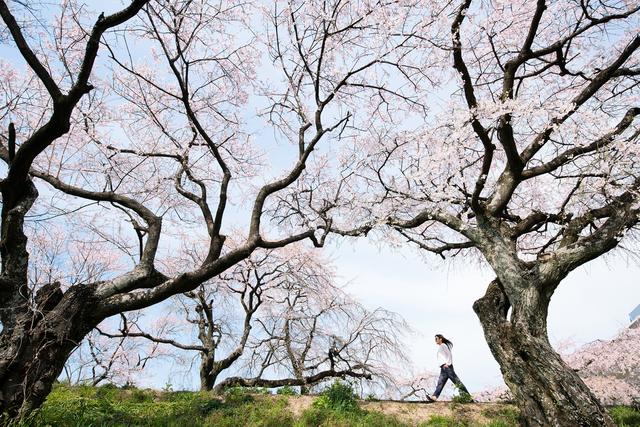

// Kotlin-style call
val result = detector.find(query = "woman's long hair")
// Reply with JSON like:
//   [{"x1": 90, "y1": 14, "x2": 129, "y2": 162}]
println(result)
[{"x1": 435, "y1": 334, "x2": 453, "y2": 349}]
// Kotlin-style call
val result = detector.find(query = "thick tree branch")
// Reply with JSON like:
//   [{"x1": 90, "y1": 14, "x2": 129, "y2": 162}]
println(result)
[
  {"x1": 28, "y1": 169, "x2": 162, "y2": 273},
  {"x1": 521, "y1": 35, "x2": 640, "y2": 164},
  {"x1": 542, "y1": 180, "x2": 640, "y2": 281},
  {"x1": 2, "y1": 0, "x2": 150, "y2": 192},
  {"x1": 213, "y1": 368, "x2": 372, "y2": 393},
  {"x1": 493, "y1": 0, "x2": 547, "y2": 174},
  {"x1": 96, "y1": 326, "x2": 206, "y2": 353},
  {"x1": 522, "y1": 107, "x2": 640, "y2": 178}
]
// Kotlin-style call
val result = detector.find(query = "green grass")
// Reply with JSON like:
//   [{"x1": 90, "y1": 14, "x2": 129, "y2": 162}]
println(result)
[
  {"x1": 610, "y1": 406, "x2": 640, "y2": 427},
  {"x1": 297, "y1": 407, "x2": 406, "y2": 427},
  {"x1": 28, "y1": 383, "x2": 223, "y2": 426},
  {"x1": 415, "y1": 404, "x2": 640, "y2": 427},
  {"x1": 419, "y1": 414, "x2": 468, "y2": 426},
  {"x1": 481, "y1": 407, "x2": 520, "y2": 427},
  {"x1": 299, "y1": 381, "x2": 405, "y2": 426},
  {"x1": 206, "y1": 394, "x2": 294, "y2": 427},
  {"x1": 9, "y1": 384, "x2": 639, "y2": 427}
]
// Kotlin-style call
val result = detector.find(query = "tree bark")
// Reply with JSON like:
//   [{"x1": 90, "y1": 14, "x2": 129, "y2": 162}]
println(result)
[
  {"x1": 212, "y1": 368, "x2": 372, "y2": 394},
  {"x1": 200, "y1": 355, "x2": 216, "y2": 391},
  {"x1": 473, "y1": 280, "x2": 614, "y2": 427},
  {"x1": 293, "y1": 365, "x2": 309, "y2": 395},
  {"x1": 0, "y1": 285, "x2": 98, "y2": 419}
]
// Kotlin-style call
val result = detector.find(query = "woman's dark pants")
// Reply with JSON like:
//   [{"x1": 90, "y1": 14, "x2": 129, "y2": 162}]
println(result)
[{"x1": 433, "y1": 364, "x2": 469, "y2": 398}]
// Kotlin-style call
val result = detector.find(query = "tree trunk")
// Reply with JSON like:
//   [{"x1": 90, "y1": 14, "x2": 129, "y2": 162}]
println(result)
[
  {"x1": 0, "y1": 285, "x2": 97, "y2": 420},
  {"x1": 473, "y1": 280, "x2": 614, "y2": 427},
  {"x1": 296, "y1": 366, "x2": 309, "y2": 395},
  {"x1": 200, "y1": 355, "x2": 216, "y2": 391}
]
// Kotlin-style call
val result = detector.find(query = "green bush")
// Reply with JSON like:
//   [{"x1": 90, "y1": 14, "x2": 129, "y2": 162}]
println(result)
[
  {"x1": 313, "y1": 381, "x2": 359, "y2": 413},
  {"x1": 121, "y1": 381, "x2": 136, "y2": 390},
  {"x1": 99, "y1": 382, "x2": 119, "y2": 390},
  {"x1": 206, "y1": 395, "x2": 294, "y2": 427},
  {"x1": 298, "y1": 406, "x2": 328, "y2": 426},
  {"x1": 301, "y1": 381, "x2": 406, "y2": 426},
  {"x1": 95, "y1": 383, "x2": 119, "y2": 401},
  {"x1": 31, "y1": 384, "x2": 223, "y2": 426},
  {"x1": 451, "y1": 391, "x2": 474, "y2": 404},
  {"x1": 224, "y1": 387, "x2": 256, "y2": 406},
  {"x1": 277, "y1": 385, "x2": 299, "y2": 396},
  {"x1": 610, "y1": 405, "x2": 640, "y2": 427},
  {"x1": 130, "y1": 388, "x2": 153, "y2": 403},
  {"x1": 357, "y1": 410, "x2": 407, "y2": 426}
]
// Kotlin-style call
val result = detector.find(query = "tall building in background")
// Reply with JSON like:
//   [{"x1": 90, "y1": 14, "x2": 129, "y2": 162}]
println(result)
[{"x1": 630, "y1": 304, "x2": 640, "y2": 329}]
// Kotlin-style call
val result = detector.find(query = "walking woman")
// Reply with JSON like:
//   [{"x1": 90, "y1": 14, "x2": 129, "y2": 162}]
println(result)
[{"x1": 429, "y1": 334, "x2": 471, "y2": 401}]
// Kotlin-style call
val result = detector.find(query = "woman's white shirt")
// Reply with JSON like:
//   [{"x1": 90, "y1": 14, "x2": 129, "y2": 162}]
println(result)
[{"x1": 437, "y1": 343, "x2": 453, "y2": 366}]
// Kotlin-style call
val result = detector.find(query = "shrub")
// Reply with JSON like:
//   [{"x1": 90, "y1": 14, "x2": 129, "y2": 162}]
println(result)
[
  {"x1": 99, "y1": 382, "x2": 119, "y2": 390},
  {"x1": 297, "y1": 406, "x2": 331, "y2": 426},
  {"x1": 206, "y1": 395, "x2": 294, "y2": 427},
  {"x1": 31, "y1": 384, "x2": 225, "y2": 426},
  {"x1": 313, "y1": 381, "x2": 359, "y2": 413},
  {"x1": 299, "y1": 406, "x2": 405, "y2": 427},
  {"x1": 277, "y1": 385, "x2": 298, "y2": 396},
  {"x1": 95, "y1": 383, "x2": 119, "y2": 401},
  {"x1": 224, "y1": 387, "x2": 255, "y2": 406},
  {"x1": 610, "y1": 405, "x2": 640, "y2": 427},
  {"x1": 451, "y1": 391, "x2": 474, "y2": 404},
  {"x1": 358, "y1": 410, "x2": 407, "y2": 426},
  {"x1": 120, "y1": 381, "x2": 136, "y2": 390},
  {"x1": 129, "y1": 388, "x2": 152, "y2": 403}
]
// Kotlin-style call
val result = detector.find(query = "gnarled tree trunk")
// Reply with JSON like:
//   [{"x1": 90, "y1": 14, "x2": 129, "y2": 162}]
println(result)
[
  {"x1": 0, "y1": 285, "x2": 98, "y2": 419},
  {"x1": 473, "y1": 280, "x2": 614, "y2": 427}
]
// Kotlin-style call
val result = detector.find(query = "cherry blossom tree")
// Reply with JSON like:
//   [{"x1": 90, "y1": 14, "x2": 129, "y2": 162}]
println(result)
[
  {"x1": 319, "y1": 1, "x2": 640, "y2": 424},
  {"x1": 564, "y1": 326, "x2": 640, "y2": 406},
  {"x1": 95, "y1": 248, "x2": 279, "y2": 392},
  {"x1": 0, "y1": 1, "x2": 150, "y2": 416},
  {"x1": 0, "y1": 0, "x2": 433, "y2": 418},
  {"x1": 5, "y1": 1, "x2": 635, "y2": 423},
  {"x1": 95, "y1": 245, "x2": 409, "y2": 393},
  {"x1": 214, "y1": 249, "x2": 409, "y2": 394}
]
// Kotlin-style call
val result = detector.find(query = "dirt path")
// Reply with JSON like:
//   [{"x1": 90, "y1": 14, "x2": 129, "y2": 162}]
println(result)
[{"x1": 285, "y1": 396, "x2": 516, "y2": 426}]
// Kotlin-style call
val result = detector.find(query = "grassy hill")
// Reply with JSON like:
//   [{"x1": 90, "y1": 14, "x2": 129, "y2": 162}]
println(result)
[{"x1": 13, "y1": 383, "x2": 640, "y2": 426}]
